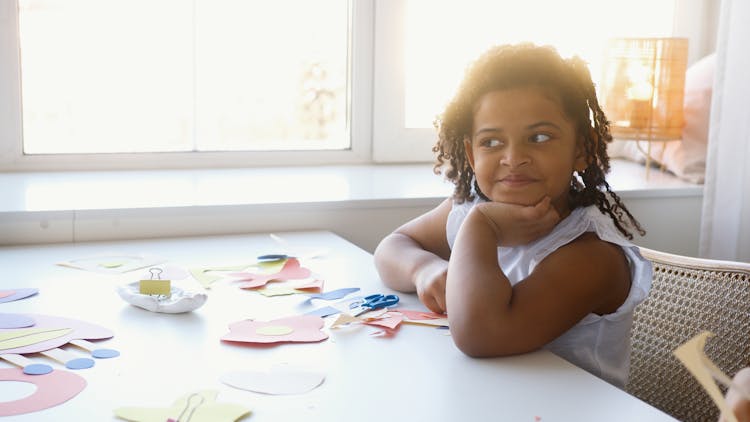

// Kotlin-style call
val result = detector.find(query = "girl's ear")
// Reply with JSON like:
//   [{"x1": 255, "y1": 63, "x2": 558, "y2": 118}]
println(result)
[{"x1": 464, "y1": 136, "x2": 476, "y2": 170}]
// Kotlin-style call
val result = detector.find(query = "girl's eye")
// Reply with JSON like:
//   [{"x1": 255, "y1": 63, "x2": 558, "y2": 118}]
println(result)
[
  {"x1": 481, "y1": 138, "x2": 502, "y2": 148},
  {"x1": 530, "y1": 133, "x2": 551, "y2": 143}
]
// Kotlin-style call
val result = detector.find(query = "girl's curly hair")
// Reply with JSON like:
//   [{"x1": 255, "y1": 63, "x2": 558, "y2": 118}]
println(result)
[{"x1": 432, "y1": 43, "x2": 645, "y2": 239}]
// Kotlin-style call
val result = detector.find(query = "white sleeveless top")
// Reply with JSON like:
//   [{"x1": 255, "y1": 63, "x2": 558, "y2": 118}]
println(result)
[{"x1": 446, "y1": 198, "x2": 652, "y2": 388}]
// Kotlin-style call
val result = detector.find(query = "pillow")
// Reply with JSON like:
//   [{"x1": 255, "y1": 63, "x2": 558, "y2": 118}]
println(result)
[{"x1": 607, "y1": 53, "x2": 715, "y2": 184}]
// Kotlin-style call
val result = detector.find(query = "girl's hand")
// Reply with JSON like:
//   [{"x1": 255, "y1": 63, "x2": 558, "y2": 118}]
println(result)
[
  {"x1": 414, "y1": 259, "x2": 449, "y2": 314},
  {"x1": 474, "y1": 196, "x2": 560, "y2": 246}
]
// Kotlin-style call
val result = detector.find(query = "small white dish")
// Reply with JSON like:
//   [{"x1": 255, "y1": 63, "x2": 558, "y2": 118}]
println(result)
[{"x1": 117, "y1": 282, "x2": 207, "y2": 313}]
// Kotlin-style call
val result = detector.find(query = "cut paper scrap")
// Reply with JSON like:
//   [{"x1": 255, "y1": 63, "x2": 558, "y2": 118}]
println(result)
[
  {"x1": 395, "y1": 309, "x2": 450, "y2": 328},
  {"x1": 304, "y1": 306, "x2": 341, "y2": 318},
  {"x1": 221, "y1": 365, "x2": 325, "y2": 395},
  {"x1": 674, "y1": 331, "x2": 745, "y2": 422},
  {"x1": 230, "y1": 257, "x2": 312, "y2": 289},
  {"x1": 0, "y1": 288, "x2": 38, "y2": 304},
  {"x1": 114, "y1": 389, "x2": 251, "y2": 422},
  {"x1": 0, "y1": 314, "x2": 113, "y2": 355},
  {"x1": 222, "y1": 315, "x2": 328, "y2": 345},
  {"x1": 69, "y1": 339, "x2": 120, "y2": 359},
  {"x1": 41, "y1": 347, "x2": 95, "y2": 370},
  {"x1": 0, "y1": 313, "x2": 36, "y2": 329},
  {"x1": 305, "y1": 287, "x2": 360, "y2": 302},
  {"x1": 0, "y1": 353, "x2": 53, "y2": 375},
  {"x1": 330, "y1": 310, "x2": 404, "y2": 333},
  {"x1": 188, "y1": 264, "x2": 261, "y2": 289},
  {"x1": 58, "y1": 253, "x2": 166, "y2": 274},
  {"x1": 256, "y1": 279, "x2": 324, "y2": 297},
  {"x1": 0, "y1": 368, "x2": 87, "y2": 416}
]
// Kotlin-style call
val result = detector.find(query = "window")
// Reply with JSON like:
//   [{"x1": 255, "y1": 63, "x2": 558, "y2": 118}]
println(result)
[
  {"x1": 0, "y1": 0, "x2": 374, "y2": 170},
  {"x1": 0, "y1": 0, "x2": 715, "y2": 170},
  {"x1": 373, "y1": 0, "x2": 718, "y2": 162}
]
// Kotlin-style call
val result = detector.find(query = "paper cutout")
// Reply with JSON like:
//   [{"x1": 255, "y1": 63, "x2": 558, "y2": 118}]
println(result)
[
  {"x1": 69, "y1": 339, "x2": 120, "y2": 359},
  {"x1": 222, "y1": 315, "x2": 328, "y2": 345},
  {"x1": 395, "y1": 309, "x2": 450, "y2": 328},
  {"x1": 674, "y1": 331, "x2": 740, "y2": 422},
  {"x1": 256, "y1": 279, "x2": 324, "y2": 297},
  {"x1": 304, "y1": 306, "x2": 341, "y2": 318},
  {"x1": 0, "y1": 288, "x2": 38, "y2": 304},
  {"x1": 41, "y1": 347, "x2": 95, "y2": 370},
  {"x1": 231, "y1": 258, "x2": 312, "y2": 289},
  {"x1": 118, "y1": 282, "x2": 208, "y2": 314},
  {"x1": 221, "y1": 365, "x2": 325, "y2": 395},
  {"x1": 255, "y1": 325, "x2": 294, "y2": 336},
  {"x1": 305, "y1": 287, "x2": 360, "y2": 302},
  {"x1": 114, "y1": 390, "x2": 251, "y2": 422},
  {"x1": 189, "y1": 268, "x2": 225, "y2": 289},
  {"x1": 0, "y1": 368, "x2": 86, "y2": 416},
  {"x1": 0, "y1": 327, "x2": 73, "y2": 350},
  {"x1": 0, "y1": 313, "x2": 36, "y2": 329},
  {"x1": 0, "y1": 314, "x2": 113, "y2": 355},
  {"x1": 0, "y1": 353, "x2": 53, "y2": 375},
  {"x1": 330, "y1": 310, "x2": 404, "y2": 337},
  {"x1": 58, "y1": 253, "x2": 165, "y2": 274}
]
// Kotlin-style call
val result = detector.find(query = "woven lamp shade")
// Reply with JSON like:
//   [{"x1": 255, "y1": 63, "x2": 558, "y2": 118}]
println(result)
[{"x1": 600, "y1": 38, "x2": 688, "y2": 141}]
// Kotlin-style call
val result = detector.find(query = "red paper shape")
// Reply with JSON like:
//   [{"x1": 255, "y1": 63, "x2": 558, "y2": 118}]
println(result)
[
  {"x1": 230, "y1": 258, "x2": 312, "y2": 289},
  {"x1": 0, "y1": 368, "x2": 86, "y2": 416},
  {"x1": 222, "y1": 315, "x2": 328, "y2": 345}
]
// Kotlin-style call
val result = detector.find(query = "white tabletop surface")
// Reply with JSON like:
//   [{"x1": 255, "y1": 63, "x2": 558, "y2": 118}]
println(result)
[{"x1": 0, "y1": 231, "x2": 676, "y2": 421}]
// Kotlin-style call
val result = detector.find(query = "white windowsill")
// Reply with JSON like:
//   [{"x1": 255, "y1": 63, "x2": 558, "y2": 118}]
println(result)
[{"x1": 0, "y1": 159, "x2": 702, "y2": 246}]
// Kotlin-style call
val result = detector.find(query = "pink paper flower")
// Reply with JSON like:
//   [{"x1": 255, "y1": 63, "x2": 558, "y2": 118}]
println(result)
[{"x1": 221, "y1": 315, "x2": 328, "y2": 345}]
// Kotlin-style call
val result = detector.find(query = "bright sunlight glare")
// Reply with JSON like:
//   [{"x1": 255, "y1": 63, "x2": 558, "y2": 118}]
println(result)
[{"x1": 404, "y1": 0, "x2": 675, "y2": 128}]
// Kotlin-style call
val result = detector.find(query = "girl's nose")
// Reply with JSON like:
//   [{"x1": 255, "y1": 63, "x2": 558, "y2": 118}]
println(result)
[{"x1": 500, "y1": 142, "x2": 531, "y2": 167}]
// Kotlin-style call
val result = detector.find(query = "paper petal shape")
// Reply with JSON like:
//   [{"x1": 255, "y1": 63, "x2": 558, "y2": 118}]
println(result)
[
  {"x1": 222, "y1": 315, "x2": 328, "y2": 345},
  {"x1": 395, "y1": 309, "x2": 450, "y2": 327},
  {"x1": 231, "y1": 258, "x2": 312, "y2": 289},
  {"x1": 117, "y1": 282, "x2": 207, "y2": 314},
  {"x1": 0, "y1": 368, "x2": 86, "y2": 416},
  {"x1": 0, "y1": 313, "x2": 36, "y2": 329},
  {"x1": 221, "y1": 366, "x2": 325, "y2": 395},
  {"x1": 0, "y1": 314, "x2": 113, "y2": 354},
  {"x1": 114, "y1": 390, "x2": 251, "y2": 422},
  {"x1": 0, "y1": 288, "x2": 38, "y2": 304}
]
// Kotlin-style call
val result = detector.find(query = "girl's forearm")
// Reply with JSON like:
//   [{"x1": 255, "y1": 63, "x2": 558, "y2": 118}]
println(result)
[
  {"x1": 374, "y1": 232, "x2": 446, "y2": 292},
  {"x1": 446, "y1": 209, "x2": 514, "y2": 356}
]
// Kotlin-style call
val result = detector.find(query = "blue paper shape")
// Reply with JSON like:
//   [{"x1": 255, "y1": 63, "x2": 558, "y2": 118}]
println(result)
[
  {"x1": 91, "y1": 348, "x2": 120, "y2": 359},
  {"x1": 24, "y1": 363, "x2": 53, "y2": 375},
  {"x1": 306, "y1": 287, "x2": 360, "y2": 302},
  {"x1": 66, "y1": 358, "x2": 95, "y2": 370},
  {"x1": 305, "y1": 306, "x2": 342, "y2": 318}
]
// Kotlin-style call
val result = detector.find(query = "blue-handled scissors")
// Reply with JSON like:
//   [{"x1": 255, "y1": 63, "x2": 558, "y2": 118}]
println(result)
[{"x1": 349, "y1": 293, "x2": 399, "y2": 316}]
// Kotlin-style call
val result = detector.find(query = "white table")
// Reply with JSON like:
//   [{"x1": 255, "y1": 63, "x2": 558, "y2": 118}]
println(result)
[{"x1": 0, "y1": 231, "x2": 676, "y2": 421}]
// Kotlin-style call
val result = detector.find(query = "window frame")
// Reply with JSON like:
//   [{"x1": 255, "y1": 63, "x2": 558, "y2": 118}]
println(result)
[{"x1": 0, "y1": 0, "x2": 375, "y2": 171}]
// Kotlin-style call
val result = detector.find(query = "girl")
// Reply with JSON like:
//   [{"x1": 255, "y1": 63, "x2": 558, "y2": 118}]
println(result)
[{"x1": 374, "y1": 43, "x2": 652, "y2": 388}]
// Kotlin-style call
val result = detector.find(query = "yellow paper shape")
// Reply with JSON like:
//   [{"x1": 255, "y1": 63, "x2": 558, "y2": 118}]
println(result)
[
  {"x1": 0, "y1": 327, "x2": 73, "y2": 350},
  {"x1": 255, "y1": 325, "x2": 294, "y2": 336},
  {"x1": 114, "y1": 390, "x2": 251, "y2": 422},
  {"x1": 100, "y1": 261, "x2": 126, "y2": 268},
  {"x1": 673, "y1": 331, "x2": 737, "y2": 422},
  {"x1": 139, "y1": 279, "x2": 171, "y2": 295}
]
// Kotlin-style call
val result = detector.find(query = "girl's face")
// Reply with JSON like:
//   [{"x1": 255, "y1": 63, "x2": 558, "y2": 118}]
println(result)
[{"x1": 465, "y1": 87, "x2": 586, "y2": 214}]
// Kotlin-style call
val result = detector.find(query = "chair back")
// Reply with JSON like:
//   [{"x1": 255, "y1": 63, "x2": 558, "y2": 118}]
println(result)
[{"x1": 627, "y1": 247, "x2": 750, "y2": 421}]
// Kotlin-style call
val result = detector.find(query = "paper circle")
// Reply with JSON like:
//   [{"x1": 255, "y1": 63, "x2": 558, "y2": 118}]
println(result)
[
  {"x1": 65, "y1": 358, "x2": 94, "y2": 370},
  {"x1": 255, "y1": 326, "x2": 294, "y2": 336},
  {"x1": 91, "y1": 348, "x2": 120, "y2": 359},
  {"x1": 0, "y1": 368, "x2": 86, "y2": 416},
  {"x1": 23, "y1": 364, "x2": 53, "y2": 376}
]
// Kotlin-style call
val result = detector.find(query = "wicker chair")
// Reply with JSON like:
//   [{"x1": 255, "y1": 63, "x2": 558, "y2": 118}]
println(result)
[{"x1": 627, "y1": 247, "x2": 750, "y2": 422}]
